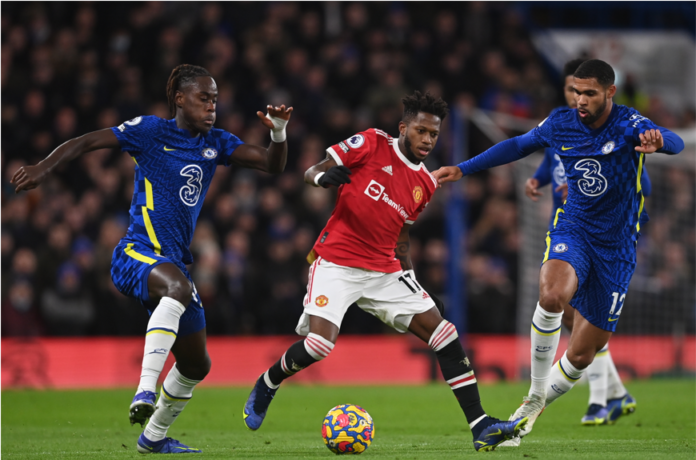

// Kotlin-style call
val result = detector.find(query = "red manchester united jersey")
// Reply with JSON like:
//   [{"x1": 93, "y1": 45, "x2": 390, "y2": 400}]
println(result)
[{"x1": 312, "y1": 128, "x2": 438, "y2": 273}]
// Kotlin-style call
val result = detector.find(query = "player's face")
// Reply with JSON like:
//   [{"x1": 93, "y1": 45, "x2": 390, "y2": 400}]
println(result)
[
  {"x1": 399, "y1": 112, "x2": 441, "y2": 163},
  {"x1": 563, "y1": 75, "x2": 577, "y2": 108},
  {"x1": 573, "y1": 77, "x2": 616, "y2": 126},
  {"x1": 179, "y1": 76, "x2": 218, "y2": 134}
]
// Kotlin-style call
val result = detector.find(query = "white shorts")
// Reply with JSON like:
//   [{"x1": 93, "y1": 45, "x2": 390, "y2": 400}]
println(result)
[{"x1": 296, "y1": 256, "x2": 436, "y2": 336}]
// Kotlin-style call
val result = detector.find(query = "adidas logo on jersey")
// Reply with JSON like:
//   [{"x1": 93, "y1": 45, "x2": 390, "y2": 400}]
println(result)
[{"x1": 382, "y1": 165, "x2": 393, "y2": 175}]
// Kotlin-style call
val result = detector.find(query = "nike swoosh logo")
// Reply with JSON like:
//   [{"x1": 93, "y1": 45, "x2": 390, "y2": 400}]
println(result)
[
  {"x1": 163, "y1": 146, "x2": 176, "y2": 151},
  {"x1": 608, "y1": 318, "x2": 618, "y2": 322},
  {"x1": 561, "y1": 146, "x2": 574, "y2": 151}
]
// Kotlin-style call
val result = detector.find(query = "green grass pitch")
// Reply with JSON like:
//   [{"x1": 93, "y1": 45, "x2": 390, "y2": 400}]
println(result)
[{"x1": 3, "y1": 380, "x2": 694, "y2": 459}]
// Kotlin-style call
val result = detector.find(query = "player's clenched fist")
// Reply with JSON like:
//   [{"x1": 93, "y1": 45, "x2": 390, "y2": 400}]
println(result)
[
  {"x1": 432, "y1": 165, "x2": 463, "y2": 184},
  {"x1": 317, "y1": 166, "x2": 352, "y2": 188}
]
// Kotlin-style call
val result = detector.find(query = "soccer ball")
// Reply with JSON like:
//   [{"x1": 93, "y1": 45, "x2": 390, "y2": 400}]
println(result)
[{"x1": 322, "y1": 404, "x2": 374, "y2": 454}]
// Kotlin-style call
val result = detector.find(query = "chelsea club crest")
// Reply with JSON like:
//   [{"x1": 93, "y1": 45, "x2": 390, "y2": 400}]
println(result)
[
  {"x1": 201, "y1": 148, "x2": 218, "y2": 159},
  {"x1": 553, "y1": 243, "x2": 568, "y2": 253},
  {"x1": 601, "y1": 141, "x2": 615, "y2": 154}
]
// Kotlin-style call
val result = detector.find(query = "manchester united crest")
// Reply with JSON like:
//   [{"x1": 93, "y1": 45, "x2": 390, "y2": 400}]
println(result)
[
  {"x1": 315, "y1": 295, "x2": 329, "y2": 307},
  {"x1": 413, "y1": 185, "x2": 423, "y2": 204}
]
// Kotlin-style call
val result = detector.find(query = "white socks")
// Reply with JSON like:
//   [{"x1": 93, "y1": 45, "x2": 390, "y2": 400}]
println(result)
[
  {"x1": 144, "y1": 364, "x2": 201, "y2": 441},
  {"x1": 587, "y1": 346, "x2": 609, "y2": 406},
  {"x1": 529, "y1": 303, "x2": 563, "y2": 397},
  {"x1": 606, "y1": 350, "x2": 628, "y2": 400},
  {"x1": 137, "y1": 297, "x2": 187, "y2": 394},
  {"x1": 546, "y1": 351, "x2": 584, "y2": 405}
]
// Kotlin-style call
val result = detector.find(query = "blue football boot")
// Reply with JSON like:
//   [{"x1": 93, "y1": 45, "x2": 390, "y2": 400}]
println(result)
[
  {"x1": 606, "y1": 393, "x2": 637, "y2": 423},
  {"x1": 130, "y1": 391, "x2": 157, "y2": 427},
  {"x1": 243, "y1": 374, "x2": 278, "y2": 430},
  {"x1": 137, "y1": 433, "x2": 201, "y2": 454},
  {"x1": 473, "y1": 416, "x2": 529, "y2": 452},
  {"x1": 581, "y1": 403, "x2": 609, "y2": 425}
]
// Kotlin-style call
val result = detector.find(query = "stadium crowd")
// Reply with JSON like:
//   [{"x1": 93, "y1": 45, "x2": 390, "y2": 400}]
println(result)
[{"x1": 2, "y1": 2, "x2": 694, "y2": 337}]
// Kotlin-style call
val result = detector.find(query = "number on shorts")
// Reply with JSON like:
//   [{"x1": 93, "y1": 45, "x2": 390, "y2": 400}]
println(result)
[
  {"x1": 398, "y1": 273, "x2": 422, "y2": 294},
  {"x1": 609, "y1": 292, "x2": 626, "y2": 315}
]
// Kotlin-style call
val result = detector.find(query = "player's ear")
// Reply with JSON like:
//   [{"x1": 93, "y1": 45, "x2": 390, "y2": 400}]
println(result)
[
  {"x1": 398, "y1": 120, "x2": 407, "y2": 136},
  {"x1": 606, "y1": 84, "x2": 617, "y2": 99},
  {"x1": 175, "y1": 90, "x2": 185, "y2": 111}
]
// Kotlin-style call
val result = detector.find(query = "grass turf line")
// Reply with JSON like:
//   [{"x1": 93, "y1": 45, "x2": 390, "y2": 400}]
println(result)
[{"x1": 2, "y1": 380, "x2": 694, "y2": 459}]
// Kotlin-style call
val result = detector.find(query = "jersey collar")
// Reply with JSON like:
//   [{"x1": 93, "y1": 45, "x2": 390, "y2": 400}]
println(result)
[{"x1": 392, "y1": 139, "x2": 423, "y2": 171}]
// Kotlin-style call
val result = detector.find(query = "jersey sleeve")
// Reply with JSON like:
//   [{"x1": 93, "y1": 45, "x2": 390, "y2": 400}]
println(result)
[
  {"x1": 216, "y1": 130, "x2": 245, "y2": 166},
  {"x1": 326, "y1": 130, "x2": 375, "y2": 169},
  {"x1": 620, "y1": 109, "x2": 661, "y2": 146},
  {"x1": 533, "y1": 149, "x2": 554, "y2": 187},
  {"x1": 111, "y1": 116, "x2": 159, "y2": 156}
]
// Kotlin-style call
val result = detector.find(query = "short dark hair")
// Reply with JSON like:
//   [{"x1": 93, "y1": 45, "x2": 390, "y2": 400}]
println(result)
[
  {"x1": 166, "y1": 64, "x2": 212, "y2": 117},
  {"x1": 402, "y1": 91, "x2": 449, "y2": 123},
  {"x1": 573, "y1": 59, "x2": 615, "y2": 87},
  {"x1": 563, "y1": 58, "x2": 586, "y2": 79}
]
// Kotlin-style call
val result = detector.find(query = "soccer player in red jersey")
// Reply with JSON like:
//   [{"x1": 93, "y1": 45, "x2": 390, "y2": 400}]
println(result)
[{"x1": 243, "y1": 91, "x2": 527, "y2": 452}]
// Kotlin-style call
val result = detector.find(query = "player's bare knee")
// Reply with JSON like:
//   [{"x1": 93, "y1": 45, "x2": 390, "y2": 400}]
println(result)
[
  {"x1": 177, "y1": 357, "x2": 211, "y2": 381},
  {"x1": 166, "y1": 279, "x2": 193, "y2": 307},
  {"x1": 566, "y1": 349, "x2": 593, "y2": 370},
  {"x1": 538, "y1": 291, "x2": 566, "y2": 314}
]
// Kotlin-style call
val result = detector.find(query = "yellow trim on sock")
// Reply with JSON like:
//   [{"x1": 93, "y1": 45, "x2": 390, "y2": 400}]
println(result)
[
  {"x1": 532, "y1": 323, "x2": 561, "y2": 336},
  {"x1": 146, "y1": 329, "x2": 177, "y2": 338},
  {"x1": 557, "y1": 361, "x2": 580, "y2": 383}
]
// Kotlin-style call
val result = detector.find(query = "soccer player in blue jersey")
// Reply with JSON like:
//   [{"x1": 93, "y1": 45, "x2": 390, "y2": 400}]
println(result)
[
  {"x1": 433, "y1": 59, "x2": 684, "y2": 442},
  {"x1": 524, "y1": 59, "x2": 648, "y2": 427},
  {"x1": 11, "y1": 64, "x2": 293, "y2": 454}
]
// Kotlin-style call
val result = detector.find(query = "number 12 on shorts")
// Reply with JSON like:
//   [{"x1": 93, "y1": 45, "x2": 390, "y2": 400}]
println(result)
[
  {"x1": 398, "y1": 273, "x2": 422, "y2": 294},
  {"x1": 609, "y1": 292, "x2": 626, "y2": 317}
]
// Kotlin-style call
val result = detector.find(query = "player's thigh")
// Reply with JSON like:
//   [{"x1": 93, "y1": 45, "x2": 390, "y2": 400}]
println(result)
[
  {"x1": 358, "y1": 270, "x2": 435, "y2": 334},
  {"x1": 571, "y1": 254, "x2": 635, "y2": 334},
  {"x1": 111, "y1": 241, "x2": 173, "y2": 305},
  {"x1": 297, "y1": 257, "x2": 365, "y2": 336},
  {"x1": 540, "y1": 229, "x2": 588, "y2": 311}
]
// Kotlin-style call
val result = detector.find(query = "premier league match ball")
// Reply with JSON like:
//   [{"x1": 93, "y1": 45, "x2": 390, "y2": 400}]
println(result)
[{"x1": 322, "y1": 404, "x2": 374, "y2": 455}]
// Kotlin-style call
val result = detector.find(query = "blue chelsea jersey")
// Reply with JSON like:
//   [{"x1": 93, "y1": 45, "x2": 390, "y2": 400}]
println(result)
[
  {"x1": 531, "y1": 104, "x2": 655, "y2": 245},
  {"x1": 111, "y1": 116, "x2": 244, "y2": 264}
]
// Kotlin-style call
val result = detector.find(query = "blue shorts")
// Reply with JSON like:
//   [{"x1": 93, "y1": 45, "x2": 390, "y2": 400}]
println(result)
[
  {"x1": 111, "y1": 241, "x2": 205, "y2": 337},
  {"x1": 542, "y1": 225, "x2": 636, "y2": 332}
]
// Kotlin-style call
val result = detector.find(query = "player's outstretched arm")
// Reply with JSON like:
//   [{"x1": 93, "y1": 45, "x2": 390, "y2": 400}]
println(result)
[
  {"x1": 229, "y1": 104, "x2": 293, "y2": 173},
  {"x1": 432, "y1": 131, "x2": 546, "y2": 185},
  {"x1": 11, "y1": 128, "x2": 120, "y2": 193},
  {"x1": 304, "y1": 156, "x2": 352, "y2": 188}
]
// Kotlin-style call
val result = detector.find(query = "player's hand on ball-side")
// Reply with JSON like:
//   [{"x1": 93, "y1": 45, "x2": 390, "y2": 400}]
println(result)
[
  {"x1": 318, "y1": 166, "x2": 352, "y2": 187},
  {"x1": 256, "y1": 104, "x2": 293, "y2": 129},
  {"x1": 635, "y1": 129, "x2": 663, "y2": 154},
  {"x1": 525, "y1": 178, "x2": 543, "y2": 201},
  {"x1": 555, "y1": 183, "x2": 568, "y2": 201},
  {"x1": 432, "y1": 166, "x2": 463, "y2": 184},
  {"x1": 11, "y1": 164, "x2": 48, "y2": 193}
]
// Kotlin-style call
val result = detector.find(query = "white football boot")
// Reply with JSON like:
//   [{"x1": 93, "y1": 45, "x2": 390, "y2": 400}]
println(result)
[{"x1": 498, "y1": 393, "x2": 546, "y2": 447}]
